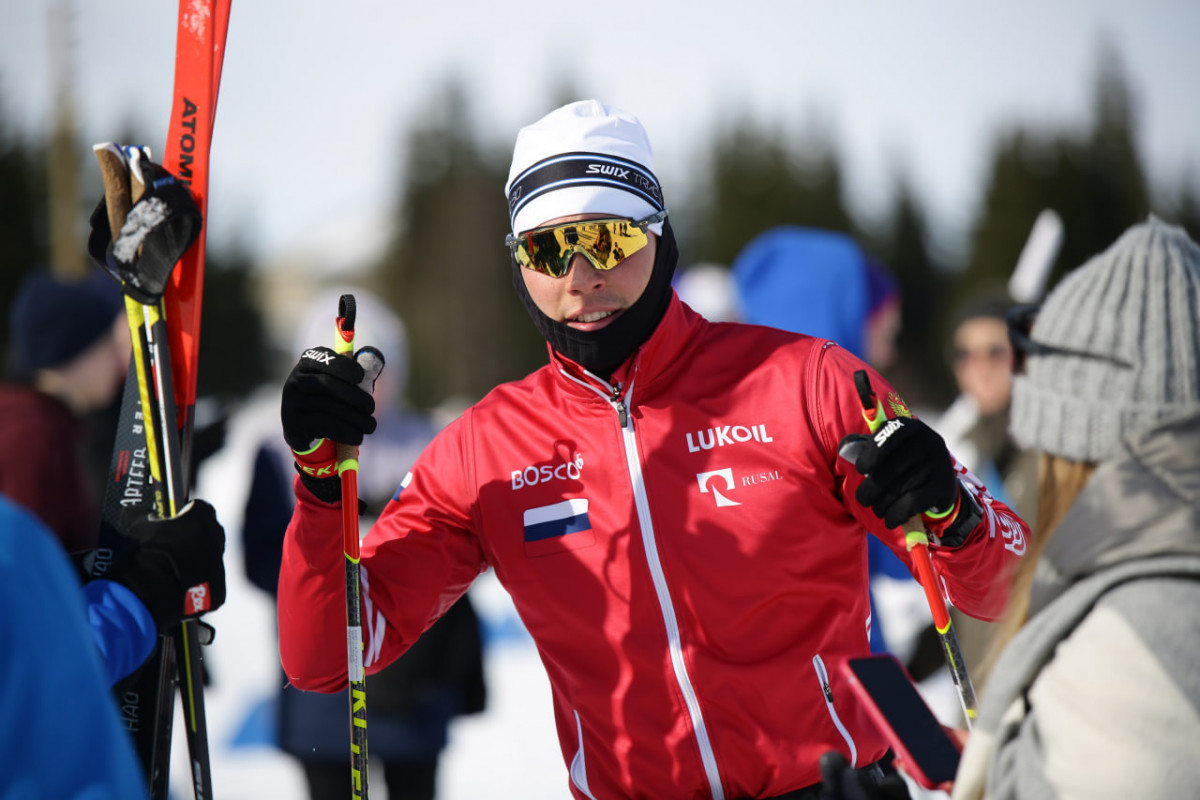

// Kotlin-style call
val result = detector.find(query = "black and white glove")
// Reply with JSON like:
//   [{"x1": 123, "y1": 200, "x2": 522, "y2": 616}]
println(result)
[
  {"x1": 280, "y1": 345, "x2": 384, "y2": 502},
  {"x1": 841, "y1": 413, "x2": 957, "y2": 528},
  {"x1": 88, "y1": 143, "x2": 202, "y2": 304},
  {"x1": 107, "y1": 499, "x2": 227, "y2": 633},
  {"x1": 838, "y1": 371, "x2": 982, "y2": 547}
]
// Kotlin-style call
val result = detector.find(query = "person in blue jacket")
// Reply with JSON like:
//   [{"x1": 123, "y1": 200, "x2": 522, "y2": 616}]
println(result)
[
  {"x1": 0, "y1": 492, "x2": 225, "y2": 797},
  {"x1": 731, "y1": 227, "x2": 927, "y2": 663},
  {"x1": 731, "y1": 226, "x2": 902, "y2": 372},
  {"x1": 0, "y1": 494, "x2": 195, "y2": 793}
]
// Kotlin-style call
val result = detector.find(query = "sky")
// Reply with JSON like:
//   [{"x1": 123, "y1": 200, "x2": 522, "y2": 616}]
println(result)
[{"x1": 2, "y1": 0, "x2": 1199, "y2": 271}]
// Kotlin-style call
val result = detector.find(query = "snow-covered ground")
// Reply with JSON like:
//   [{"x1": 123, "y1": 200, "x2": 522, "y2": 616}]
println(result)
[{"x1": 175, "y1": 395, "x2": 567, "y2": 799}]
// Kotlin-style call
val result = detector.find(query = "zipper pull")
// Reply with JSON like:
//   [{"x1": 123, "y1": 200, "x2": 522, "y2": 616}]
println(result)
[{"x1": 610, "y1": 383, "x2": 628, "y2": 428}]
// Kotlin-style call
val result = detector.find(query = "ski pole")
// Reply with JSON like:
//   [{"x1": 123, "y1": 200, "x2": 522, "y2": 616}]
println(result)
[
  {"x1": 90, "y1": 3, "x2": 231, "y2": 795},
  {"x1": 844, "y1": 370, "x2": 979, "y2": 728},
  {"x1": 333, "y1": 294, "x2": 370, "y2": 799},
  {"x1": 93, "y1": 142, "x2": 218, "y2": 796}
]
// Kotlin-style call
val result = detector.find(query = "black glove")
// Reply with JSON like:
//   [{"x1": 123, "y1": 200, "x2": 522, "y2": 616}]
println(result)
[
  {"x1": 107, "y1": 499, "x2": 227, "y2": 633},
  {"x1": 838, "y1": 371, "x2": 981, "y2": 546},
  {"x1": 841, "y1": 414, "x2": 958, "y2": 529},
  {"x1": 281, "y1": 345, "x2": 383, "y2": 502},
  {"x1": 88, "y1": 144, "x2": 202, "y2": 304},
  {"x1": 818, "y1": 751, "x2": 911, "y2": 800}
]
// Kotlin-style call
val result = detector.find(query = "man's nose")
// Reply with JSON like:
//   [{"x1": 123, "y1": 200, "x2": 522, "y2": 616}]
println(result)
[{"x1": 565, "y1": 252, "x2": 605, "y2": 288}]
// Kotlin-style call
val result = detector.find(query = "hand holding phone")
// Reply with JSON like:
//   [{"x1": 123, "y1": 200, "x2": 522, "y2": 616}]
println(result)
[{"x1": 841, "y1": 654, "x2": 961, "y2": 790}]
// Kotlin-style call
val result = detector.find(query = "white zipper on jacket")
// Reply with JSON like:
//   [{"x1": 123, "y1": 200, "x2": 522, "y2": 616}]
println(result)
[
  {"x1": 570, "y1": 710, "x2": 600, "y2": 800},
  {"x1": 812, "y1": 654, "x2": 857, "y2": 766},
  {"x1": 560, "y1": 368, "x2": 726, "y2": 800}
]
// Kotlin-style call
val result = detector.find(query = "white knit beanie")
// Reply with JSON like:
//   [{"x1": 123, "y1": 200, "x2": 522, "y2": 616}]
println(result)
[
  {"x1": 1010, "y1": 216, "x2": 1200, "y2": 462},
  {"x1": 504, "y1": 100, "x2": 665, "y2": 236}
]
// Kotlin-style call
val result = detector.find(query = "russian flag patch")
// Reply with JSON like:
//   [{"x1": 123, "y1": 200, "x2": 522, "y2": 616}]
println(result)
[{"x1": 523, "y1": 498, "x2": 595, "y2": 557}]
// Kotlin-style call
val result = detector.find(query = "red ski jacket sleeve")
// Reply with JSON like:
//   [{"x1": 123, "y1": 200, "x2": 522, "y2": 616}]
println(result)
[{"x1": 277, "y1": 419, "x2": 488, "y2": 693}]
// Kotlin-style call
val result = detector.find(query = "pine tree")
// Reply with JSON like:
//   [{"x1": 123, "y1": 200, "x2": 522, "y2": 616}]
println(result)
[
  {"x1": 961, "y1": 44, "x2": 1151, "y2": 311},
  {"x1": 196, "y1": 242, "x2": 270, "y2": 401},
  {"x1": 0, "y1": 90, "x2": 48, "y2": 372},
  {"x1": 693, "y1": 113, "x2": 858, "y2": 266},
  {"x1": 374, "y1": 81, "x2": 544, "y2": 410},
  {"x1": 879, "y1": 174, "x2": 955, "y2": 406}
]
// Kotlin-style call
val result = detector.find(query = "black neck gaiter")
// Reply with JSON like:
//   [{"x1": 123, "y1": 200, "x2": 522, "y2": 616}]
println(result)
[{"x1": 511, "y1": 217, "x2": 680, "y2": 380}]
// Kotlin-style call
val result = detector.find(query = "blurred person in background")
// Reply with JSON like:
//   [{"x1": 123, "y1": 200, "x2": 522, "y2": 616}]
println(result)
[
  {"x1": 1, "y1": 266, "x2": 129, "y2": 553},
  {"x1": 820, "y1": 216, "x2": 1200, "y2": 799},
  {"x1": 275, "y1": 100, "x2": 1026, "y2": 799},
  {"x1": 730, "y1": 227, "x2": 954, "y2": 718},
  {"x1": 243, "y1": 289, "x2": 485, "y2": 800},
  {"x1": 939, "y1": 294, "x2": 1038, "y2": 522},
  {"x1": 732, "y1": 227, "x2": 902, "y2": 372},
  {"x1": 0, "y1": 264, "x2": 228, "y2": 687},
  {"x1": 0, "y1": 265, "x2": 228, "y2": 795},
  {"x1": 934, "y1": 294, "x2": 1041, "y2": 697}
]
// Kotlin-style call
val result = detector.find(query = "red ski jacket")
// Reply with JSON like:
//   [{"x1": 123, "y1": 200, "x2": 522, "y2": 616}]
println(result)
[{"x1": 278, "y1": 295, "x2": 1028, "y2": 799}]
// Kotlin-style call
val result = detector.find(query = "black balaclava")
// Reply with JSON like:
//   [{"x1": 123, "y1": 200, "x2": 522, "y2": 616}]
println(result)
[{"x1": 511, "y1": 217, "x2": 679, "y2": 380}]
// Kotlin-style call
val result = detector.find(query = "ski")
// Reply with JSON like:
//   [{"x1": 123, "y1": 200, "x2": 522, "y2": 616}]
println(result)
[
  {"x1": 157, "y1": 4, "x2": 231, "y2": 794},
  {"x1": 92, "y1": 142, "x2": 211, "y2": 799},
  {"x1": 163, "y1": 0, "x2": 232, "y2": 487},
  {"x1": 97, "y1": 357, "x2": 178, "y2": 795}
]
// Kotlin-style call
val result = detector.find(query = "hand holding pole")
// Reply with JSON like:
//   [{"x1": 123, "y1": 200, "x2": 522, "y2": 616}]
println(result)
[{"x1": 839, "y1": 370, "x2": 979, "y2": 728}]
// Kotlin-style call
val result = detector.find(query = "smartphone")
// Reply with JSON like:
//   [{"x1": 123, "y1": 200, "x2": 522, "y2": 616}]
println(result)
[{"x1": 842, "y1": 654, "x2": 961, "y2": 789}]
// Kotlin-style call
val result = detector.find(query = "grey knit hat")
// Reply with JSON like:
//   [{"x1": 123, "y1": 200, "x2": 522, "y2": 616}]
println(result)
[{"x1": 1010, "y1": 216, "x2": 1200, "y2": 462}]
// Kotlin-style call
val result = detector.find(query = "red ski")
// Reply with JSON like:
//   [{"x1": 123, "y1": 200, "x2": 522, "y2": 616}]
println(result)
[{"x1": 163, "y1": 0, "x2": 232, "y2": 484}]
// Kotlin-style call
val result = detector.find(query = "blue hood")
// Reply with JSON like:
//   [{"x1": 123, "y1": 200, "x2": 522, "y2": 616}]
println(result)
[{"x1": 731, "y1": 226, "x2": 888, "y2": 359}]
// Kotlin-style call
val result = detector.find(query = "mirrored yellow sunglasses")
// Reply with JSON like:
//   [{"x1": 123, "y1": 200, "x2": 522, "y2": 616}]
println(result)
[{"x1": 505, "y1": 210, "x2": 667, "y2": 278}]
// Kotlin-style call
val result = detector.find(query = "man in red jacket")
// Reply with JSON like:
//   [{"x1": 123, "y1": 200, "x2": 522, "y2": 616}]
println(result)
[{"x1": 277, "y1": 100, "x2": 1027, "y2": 800}]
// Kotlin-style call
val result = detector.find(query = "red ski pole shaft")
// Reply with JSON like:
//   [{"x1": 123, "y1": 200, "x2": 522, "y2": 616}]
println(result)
[
  {"x1": 852, "y1": 369, "x2": 978, "y2": 727},
  {"x1": 333, "y1": 294, "x2": 369, "y2": 799},
  {"x1": 902, "y1": 522, "x2": 978, "y2": 727}
]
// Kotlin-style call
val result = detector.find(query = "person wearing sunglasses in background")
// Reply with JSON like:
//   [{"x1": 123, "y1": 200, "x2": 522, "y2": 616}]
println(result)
[
  {"x1": 944, "y1": 295, "x2": 1038, "y2": 521},
  {"x1": 932, "y1": 293, "x2": 1044, "y2": 702},
  {"x1": 820, "y1": 217, "x2": 1200, "y2": 800},
  {"x1": 275, "y1": 100, "x2": 1028, "y2": 799}
]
